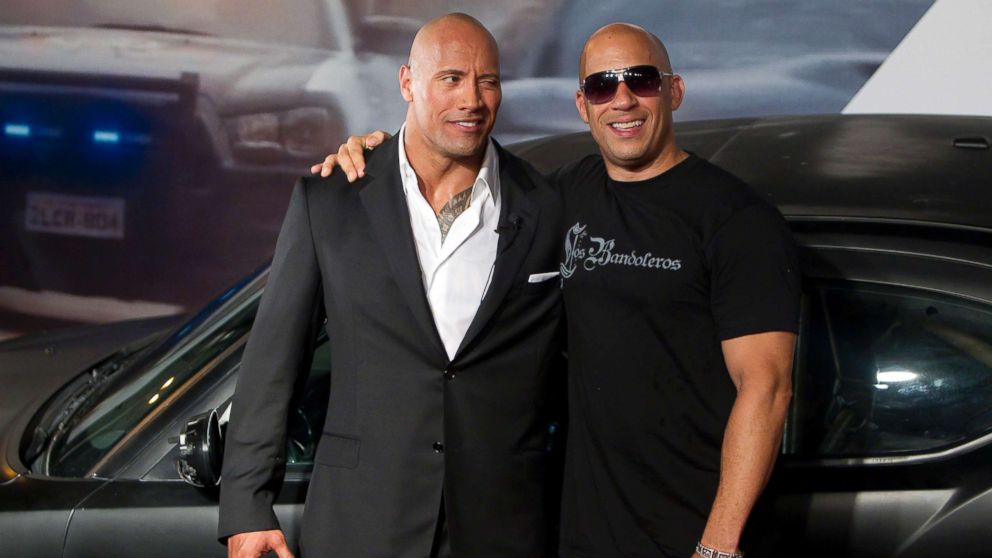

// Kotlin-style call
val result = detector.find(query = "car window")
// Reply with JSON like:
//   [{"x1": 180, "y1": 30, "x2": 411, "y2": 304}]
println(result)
[
  {"x1": 786, "y1": 283, "x2": 992, "y2": 459},
  {"x1": 46, "y1": 277, "x2": 265, "y2": 477}
]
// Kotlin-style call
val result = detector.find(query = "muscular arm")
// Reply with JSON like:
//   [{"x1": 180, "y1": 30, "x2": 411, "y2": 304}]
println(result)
[{"x1": 697, "y1": 330, "x2": 795, "y2": 555}]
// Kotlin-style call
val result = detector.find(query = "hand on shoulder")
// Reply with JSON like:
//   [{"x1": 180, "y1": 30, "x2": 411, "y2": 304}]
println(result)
[{"x1": 310, "y1": 130, "x2": 391, "y2": 181}]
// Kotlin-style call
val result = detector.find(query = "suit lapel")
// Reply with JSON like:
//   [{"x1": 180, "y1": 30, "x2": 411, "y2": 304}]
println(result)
[
  {"x1": 455, "y1": 147, "x2": 540, "y2": 358},
  {"x1": 359, "y1": 137, "x2": 447, "y2": 362}
]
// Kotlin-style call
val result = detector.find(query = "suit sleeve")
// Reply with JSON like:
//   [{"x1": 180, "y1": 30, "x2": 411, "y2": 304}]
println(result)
[{"x1": 218, "y1": 178, "x2": 325, "y2": 542}]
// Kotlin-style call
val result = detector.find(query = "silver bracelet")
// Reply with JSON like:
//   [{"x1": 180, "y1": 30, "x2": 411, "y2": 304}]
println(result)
[{"x1": 695, "y1": 541, "x2": 744, "y2": 558}]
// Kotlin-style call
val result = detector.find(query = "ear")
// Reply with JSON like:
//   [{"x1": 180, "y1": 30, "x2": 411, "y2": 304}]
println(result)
[
  {"x1": 399, "y1": 65, "x2": 414, "y2": 103},
  {"x1": 669, "y1": 74, "x2": 685, "y2": 112},
  {"x1": 575, "y1": 89, "x2": 590, "y2": 124}
]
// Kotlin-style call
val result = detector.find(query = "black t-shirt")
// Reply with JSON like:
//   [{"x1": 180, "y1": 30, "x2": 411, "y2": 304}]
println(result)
[{"x1": 550, "y1": 153, "x2": 801, "y2": 558}]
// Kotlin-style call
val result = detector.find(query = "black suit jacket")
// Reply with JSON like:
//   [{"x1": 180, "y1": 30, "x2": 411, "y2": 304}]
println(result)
[{"x1": 218, "y1": 136, "x2": 565, "y2": 557}]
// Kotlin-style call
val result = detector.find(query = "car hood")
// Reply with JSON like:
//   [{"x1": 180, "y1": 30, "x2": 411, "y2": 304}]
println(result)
[
  {"x1": 0, "y1": 25, "x2": 343, "y2": 110},
  {"x1": 0, "y1": 315, "x2": 183, "y2": 476}
]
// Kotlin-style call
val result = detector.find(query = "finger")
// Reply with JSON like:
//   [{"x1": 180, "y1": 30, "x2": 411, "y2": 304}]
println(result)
[
  {"x1": 319, "y1": 153, "x2": 338, "y2": 178},
  {"x1": 310, "y1": 162, "x2": 323, "y2": 174},
  {"x1": 366, "y1": 130, "x2": 388, "y2": 147},
  {"x1": 338, "y1": 141, "x2": 360, "y2": 182},
  {"x1": 272, "y1": 537, "x2": 295, "y2": 558},
  {"x1": 345, "y1": 136, "x2": 366, "y2": 179}
]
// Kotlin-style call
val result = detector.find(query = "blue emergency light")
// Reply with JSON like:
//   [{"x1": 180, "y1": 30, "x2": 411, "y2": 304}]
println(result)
[
  {"x1": 93, "y1": 130, "x2": 121, "y2": 144},
  {"x1": 4, "y1": 123, "x2": 31, "y2": 138}
]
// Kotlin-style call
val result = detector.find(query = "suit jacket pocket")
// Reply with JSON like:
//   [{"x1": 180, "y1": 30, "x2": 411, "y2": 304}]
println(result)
[
  {"x1": 510, "y1": 277, "x2": 561, "y2": 298},
  {"x1": 315, "y1": 433, "x2": 360, "y2": 469}
]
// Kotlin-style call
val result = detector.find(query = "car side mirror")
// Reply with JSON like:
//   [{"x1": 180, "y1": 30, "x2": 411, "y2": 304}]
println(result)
[{"x1": 171, "y1": 409, "x2": 224, "y2": 487}]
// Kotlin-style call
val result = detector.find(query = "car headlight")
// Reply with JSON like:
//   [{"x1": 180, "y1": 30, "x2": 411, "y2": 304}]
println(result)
[{"x1": 226, "y1": 106, "x2": 341, "y2": 163}]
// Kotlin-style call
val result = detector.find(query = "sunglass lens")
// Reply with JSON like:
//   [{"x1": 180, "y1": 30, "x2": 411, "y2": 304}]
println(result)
[
  {"x1": 583, "y1": 72, "x2": 618, "y2": 104},
  {"x1": 583, "y1": 66, "x2": 663, "y2": 104},
  {"x1": 625, "y1": 66, "x2": 662, "y2": 97}
]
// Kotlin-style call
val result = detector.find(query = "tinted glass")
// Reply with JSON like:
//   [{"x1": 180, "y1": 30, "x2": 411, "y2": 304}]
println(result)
[
  {"x1": 787, "y1": 284, "x2": 992, "y2": 458},
  {"x1": 47, "y1": 276, "x2": 264, "y2": 477},
  {"x1": 44, "y1": 258, "x2": 334, "y2": 476}
]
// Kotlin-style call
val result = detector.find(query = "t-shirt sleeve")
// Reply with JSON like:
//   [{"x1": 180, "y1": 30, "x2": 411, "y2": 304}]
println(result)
[{"x1": 706, "y1": 202, "x2": 802, "y2": 340}]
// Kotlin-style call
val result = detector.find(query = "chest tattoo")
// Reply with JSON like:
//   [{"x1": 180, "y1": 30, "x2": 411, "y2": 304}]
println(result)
[{"x1": 436, "y1": 187, "x2": 473, "y2": 243}]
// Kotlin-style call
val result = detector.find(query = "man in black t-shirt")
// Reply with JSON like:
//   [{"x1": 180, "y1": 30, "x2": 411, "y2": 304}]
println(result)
[
  {"x1": 549, "y1": 24, "x2": 800, "y2": 558},
  {"x1": 316, "y1": 22, "x2": 799, "y2": 558}
]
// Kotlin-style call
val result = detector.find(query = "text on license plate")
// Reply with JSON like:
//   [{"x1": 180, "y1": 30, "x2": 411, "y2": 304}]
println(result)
[{"x1": 25, "y1": 192, "x2": 126, "y2": 239}]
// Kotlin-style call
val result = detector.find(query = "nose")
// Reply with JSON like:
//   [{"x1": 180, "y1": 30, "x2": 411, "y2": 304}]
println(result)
[
  {"x1": 610, "y1": 81, "x2": 638, "y2": 109},
  {"x1": 458, "y1": 80, "x2": 485, "y2": 111}
]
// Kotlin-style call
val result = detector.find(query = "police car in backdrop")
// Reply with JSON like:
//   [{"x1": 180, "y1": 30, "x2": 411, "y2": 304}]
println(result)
[{"x1": 0, "y1": 0, "x2": 412, "y2": 311}]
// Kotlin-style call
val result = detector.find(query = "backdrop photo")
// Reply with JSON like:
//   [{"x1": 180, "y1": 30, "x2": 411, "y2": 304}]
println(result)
[{"x1": 6, "y1": 0, "x2": 986, "y2": 340}]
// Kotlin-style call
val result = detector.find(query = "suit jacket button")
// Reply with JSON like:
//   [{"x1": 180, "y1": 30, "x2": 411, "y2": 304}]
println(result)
[
  {"x1": 444, "y1": 369, "x2": 455, "y2": 380},
  {"x1": 433, "y1": 442, "x2": 445, "y2": 453}
]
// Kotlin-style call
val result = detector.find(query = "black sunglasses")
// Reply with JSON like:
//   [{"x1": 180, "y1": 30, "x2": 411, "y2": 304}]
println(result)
[{"x1": 580, "y1": 65, "x2": 674, "y2": 104}]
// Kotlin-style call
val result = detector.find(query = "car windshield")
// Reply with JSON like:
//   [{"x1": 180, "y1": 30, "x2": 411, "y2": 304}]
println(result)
[
  {"x1": 45, "y1": 268, "x2": 268, "y2": 477},
  {"x1": 0, "y1": 0, "x2": 335, "y2": 50}
]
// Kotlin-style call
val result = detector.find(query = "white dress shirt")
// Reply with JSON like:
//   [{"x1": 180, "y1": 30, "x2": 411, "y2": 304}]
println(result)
[{"x1": 397, "y1": 125, "x2": 501, "y2": 360}]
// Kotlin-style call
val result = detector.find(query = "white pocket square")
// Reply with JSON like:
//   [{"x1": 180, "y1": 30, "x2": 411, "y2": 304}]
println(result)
[{"x1": 528, "y1": 271, "x2": 560, "y2": 283}]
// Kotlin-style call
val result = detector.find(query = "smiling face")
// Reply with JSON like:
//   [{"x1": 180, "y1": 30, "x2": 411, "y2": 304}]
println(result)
[
  {"x1": 576, "y1": 24, "x2": 685, "y2": 179},
  {"x1": 400, "y1": 16, "x2": 500, "y2": 163}
]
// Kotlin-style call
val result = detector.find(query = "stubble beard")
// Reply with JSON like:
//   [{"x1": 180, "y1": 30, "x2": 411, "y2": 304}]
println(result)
[
  {"x1": 430, "y1": 129, "x2": 488, "y2": 161},
  {"x1": 595, "y1": 117, "x2": 673, "y2": 172},
  {"x1": 597, "y1": 129, "x2": 650, "y2": 168}
]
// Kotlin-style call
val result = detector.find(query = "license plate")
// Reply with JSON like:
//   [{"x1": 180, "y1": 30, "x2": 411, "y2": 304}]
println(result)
[{"x1": 25, "y1": 192, "x2": 126, "y2": 239}]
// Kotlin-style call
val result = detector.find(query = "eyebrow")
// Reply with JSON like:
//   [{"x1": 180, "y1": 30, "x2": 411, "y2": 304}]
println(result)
[{"x1": 433, "y1": 69, "x2": 501, "y2": 80}]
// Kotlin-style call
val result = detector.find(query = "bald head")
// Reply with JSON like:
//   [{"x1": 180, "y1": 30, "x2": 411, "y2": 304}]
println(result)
[
  {"x1": 409, "y1": 13, "x2": 499, "y2": 72},
  {"x1": 399, "y1": 13, "x2": 501, "y2": 165},
  {"x1": 579, "y1": 23, "x2": 671, "y2": 79},
  {"x1": 573, "y1": 22, "x2": 685, "y2": 181}
]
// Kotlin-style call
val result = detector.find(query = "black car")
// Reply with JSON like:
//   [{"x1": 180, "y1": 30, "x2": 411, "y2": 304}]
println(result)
[{"x1": 3, "y1": 114, "x2": 992, "y2": 557}]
